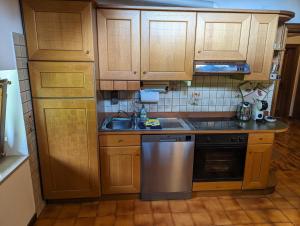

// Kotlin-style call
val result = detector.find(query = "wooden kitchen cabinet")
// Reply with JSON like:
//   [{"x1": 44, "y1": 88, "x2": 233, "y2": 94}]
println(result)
[
  {"x1": 245, "y1": 14, "x2": 279, "y2": 80},
  {"x1": 195, "y1": 13, "x2": 251, "y2": 61},
  {"x1": 100, "y1": 146, "x2": 141, "y2": 194},
  {"x1": 29, "y1": 61, "x2": 95, "y2": 98},
  {"x1": 141, "y1": 11, "x2": 196, "y2": 80},
  {"x1": 98, "y1": 9, "x2": 140, "y2": 80},
  {"x1": 33, "y1": 99, "x2": 99, "y2": 199},
  {"x1": 243, "y1": 143, "x2": 273, "y2": 189},
  {"x1": 22, "y1": 0, "x2": 94, "y2": 61}
]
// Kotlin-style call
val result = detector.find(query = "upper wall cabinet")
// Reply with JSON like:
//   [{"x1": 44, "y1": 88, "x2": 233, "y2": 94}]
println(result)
[
  {"x1": 98, "y1": 10, "x2": 140, "y2": 80},
  {"x1": 22, "y1": 0, "x2": 94, "y2": 61},
  {"x1": 141, "y1": 11, "x2": 196, "y2": 80},
  {"x1": 195, "y1": 13, "x2": 251, "y2": 61},
  {"x1": 245, "y1": 14, "x2": 279, "y2": 81}
]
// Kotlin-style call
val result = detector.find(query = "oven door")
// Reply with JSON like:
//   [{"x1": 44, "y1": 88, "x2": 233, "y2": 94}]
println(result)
[{"x1": 193, "y1": 144, "x2": 247, "y2": 182}]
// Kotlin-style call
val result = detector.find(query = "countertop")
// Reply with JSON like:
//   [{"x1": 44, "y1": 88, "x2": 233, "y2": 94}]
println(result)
[{"x1": 99, "y1": 118, "x2": 288, "y2": 135}]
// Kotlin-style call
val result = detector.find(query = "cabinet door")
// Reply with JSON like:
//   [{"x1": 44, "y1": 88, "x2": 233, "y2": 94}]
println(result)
[
  {"x1": 101, "y1": 146, "x2": 140, "y2": 194},
  {"x1": 195, "y1": 13, "x2": 251, "y2": 61},
  {"x1": 141, "y1": 11, "x2": 196, "y2": 80},
  {"x1": 243, "y1": 144, "x2": 273, "y2": 189},
  {"x1": 29, "y1": 62, "x2": 95, "y2": 98},
  {"x1": 98, "y1": 9, "x2": 140, "y2": 80},
  {"x1": 22, "y1": 0, "x2": 94, "y2": 61},
  {"x1": 245, "y1": 14, "x2": 279, "y2": 81},
  {"x1": 33, "y1": 99, "x2": 99, "y2": 199}
]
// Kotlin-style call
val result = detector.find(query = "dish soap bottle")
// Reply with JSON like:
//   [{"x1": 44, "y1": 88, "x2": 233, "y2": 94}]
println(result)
[{"x1": 140, "y1": 104, "x2": 147, "y2": 121}]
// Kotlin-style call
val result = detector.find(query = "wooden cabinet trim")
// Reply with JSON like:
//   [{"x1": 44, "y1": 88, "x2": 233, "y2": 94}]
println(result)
[
  {"x1": 141, "y1": 11, "x2": 196, "y2": 81},
  {"x1": 98, "y1": 9, "x2": 140, "y2": 80},
  {"x1": 248, "y1": 133, "x2": 275, "y2": 144},
  {"x1": 22, "y1": 0, "x2": 94, "y2": 61},
  {"x1": 245, "y1": 14, "x2": 279, "y2": 80},
  {"x1": 195, "y1": 13, "x2": 251, "y2": 61},
  {"x1": 34, "y1": 99, "x2": 99, "y2": 199},
  {"x1": 29, "y1": 61, "x2": 95, "y2": 98},
  {"x1": 100, "y1": 135, "x2": 141, "y2": 147}
]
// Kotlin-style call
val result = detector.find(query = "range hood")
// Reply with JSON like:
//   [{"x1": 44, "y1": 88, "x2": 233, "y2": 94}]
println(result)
[{"x1": 194, "y1": 61, "x2": 251, "y2": 75}]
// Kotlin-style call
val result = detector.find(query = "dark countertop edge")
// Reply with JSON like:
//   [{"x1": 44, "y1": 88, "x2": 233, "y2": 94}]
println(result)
[{"x1": 99, "y1": 127, "x2": 288, "y2": 135}]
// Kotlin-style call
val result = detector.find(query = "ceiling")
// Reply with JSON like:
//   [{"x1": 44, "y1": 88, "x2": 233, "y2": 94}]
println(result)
[{"x1": 96, "y1": 0, "x2": 215, "y2": 8}]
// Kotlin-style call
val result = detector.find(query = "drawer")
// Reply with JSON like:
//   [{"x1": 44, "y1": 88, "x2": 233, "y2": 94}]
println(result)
[
  {"x1": 99, "y1": 135, "x2": 140, "y2": 147},
  {"x1": 248, "y1": 133, "x2": 274, "y2": 144},
  {"x1": 29, "y1": 62, "x2": 94, "y2": 98}
]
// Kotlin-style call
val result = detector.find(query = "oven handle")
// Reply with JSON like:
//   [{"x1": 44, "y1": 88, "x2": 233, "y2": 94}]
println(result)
[{"x1": 195, "y1": 144, "x2": 247, "y2": 148}]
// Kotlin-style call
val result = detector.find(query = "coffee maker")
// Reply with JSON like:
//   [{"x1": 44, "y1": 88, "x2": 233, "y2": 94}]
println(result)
[{"x1": 252, "y1": 100, "x2": 268, "y2": 120}]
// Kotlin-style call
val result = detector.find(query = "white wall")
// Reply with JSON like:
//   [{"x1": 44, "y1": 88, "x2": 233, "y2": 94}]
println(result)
[
  {"x1": 0, "y1": 0, "x2": 23, "y2": 70},
  {"x1": 214, "y1": 0, "x2": 300, "y2": 22},
  {"x1": 0, "y1": 70, "x2": 28, "y2": 155},
  {"x1": 0, "y1": 161, "x2": 35, "y2": 226}
]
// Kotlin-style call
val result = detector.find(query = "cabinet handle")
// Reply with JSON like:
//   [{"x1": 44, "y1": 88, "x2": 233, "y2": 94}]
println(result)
[
  {"x1": 118, "y1": 139, "x2": 123, "y2": 143},
  {"x1": 197, "y1": 50, "x2": 201, "y2": 54},
  {"x1": 143, "y1": 71, "x2": 147, "y2": 74},
  {"x1": 133, "y1": 71, "x2": 137, "y2": 74},
  {"x1": 85, "y1": 50, "x2": 90, "y2": 54}
]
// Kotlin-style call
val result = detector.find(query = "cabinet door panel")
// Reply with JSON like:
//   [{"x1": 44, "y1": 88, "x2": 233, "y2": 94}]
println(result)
[
  {"x1": 22, "y1": 0, "x2": 94, "y2": 61},
  {"x1": 141, "y1": 11, "x2": 196, "y2": 80},
  {"x1": 245, "y1": 14, "x2": 279, "y2": 80},
  {"x1": 98, "y1": 9, "x2": 140, "y2": 80},
  {"x1": 101, "y1": 146, "x2": 140, "y2": 194},
  {"x1": 243, "y1": 144, "x2": 272, "y2": 189},
  {"x1": 195, "y1": 13, "x2": 251, "y2": 61},
  {"x1": 34, "y1": 99, "x2": 99, "y2": 199},
  {"x1": 29, "y1": 62, "x2": 95, "y2": 98}
]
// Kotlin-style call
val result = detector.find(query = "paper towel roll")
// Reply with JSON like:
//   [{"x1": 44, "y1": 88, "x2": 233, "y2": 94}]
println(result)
[{"x1": 140, "y1": 90, "x2": 159, "y2": 103}]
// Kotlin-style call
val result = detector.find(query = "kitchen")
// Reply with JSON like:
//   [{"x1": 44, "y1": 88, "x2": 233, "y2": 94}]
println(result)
[{"x1": 0, "y1": 0, "x2": 300, "y2": 226}]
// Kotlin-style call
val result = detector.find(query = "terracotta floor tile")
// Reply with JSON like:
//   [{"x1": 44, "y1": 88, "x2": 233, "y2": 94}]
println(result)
[
  {"x1": 225, "y1": 210, "x2": 252, "y2": 224},
  {"x1": 246, "y1": 210, "x2": 270, "y2": 223},
  {"x1": 209, "y1": 211, "x2": 232, "y2": 225},
  {"x1": 34, "y1": 219, "x2": 55, "y2": 226},
  {"x1": 39, "y1": 205, "x2": 63, "y2": 219},
  {"x1": 281, "y1": 209, "x2": 300, "y2": 224},
  {"x1": 57, "y1": 204, "x2": 81, "y2": 219},
  {"x1": 114, "y1": 215, "x2": 134, "y2": 226},
  {"x1": 78, "y1": 202, "x2": 98, "y2": 218},
  {"x1": 276, "y1": 184, "x2": 298, "y2": 197},
  {"x1": 201, "y1": 197, "x2": 223, "y2": 211},
  {"x1": 186, "y1": 199, "x2": 205, "y2": 213},
  {"x1": 94, "y1": 215, "x2": 115, "y2": 226},
  {"x1": 236, "y1": 197, "x2": 275, "y2": 209},
  {"x1": 116, "y1": 200, "x2": 134, "y2": 215},
  {"x1": 169, "y1": 200, "x2": 189, "y2": 212},
  {"x1": 273, "y1": 223, "x2": 296, "y2": 226},
  {"x1": 172, "y1": 213, "x2": 194, "y2": 226},
  {"x1": 53, "y1": 218, "x2": 76, "y2": 226},
  {"x1": 284, "y1": 196, "x2": 300, "y2": 208},
  {"x1": 134, "y1": 213, "x2": 154, "y2": 226},
  {"x1": 152, "y1": 200, "x2": 170, "y2": 213},
  {"x1": 97, "y1": 201, "x2": 116, "y2": 217},
  {"x1": 134, "y1": 200, "x2": 152, "y2": 214},
  {"x1": 153, "y1": 213, "x2": 174, "y2": 226},
  {"x1": 74, "y1": 217, "x2": 95, "y2": 226},
  {"x1": 219, "y1": 198, "x2": 242, "y2": 211},
  {"x1": 269, "y1": 197, "x2": 294, "y2": 209},
  {"x1": 263, "y1": 209, "x2": 290, "y2": 223},
  {"x1": 191, "y1": 209, "x2": 213, "y2": 225}
]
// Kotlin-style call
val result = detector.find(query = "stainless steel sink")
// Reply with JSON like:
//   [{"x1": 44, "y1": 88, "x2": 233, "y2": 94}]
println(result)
[{"x1": 102, "y1": 118, "x2": 134, "y2": 130}]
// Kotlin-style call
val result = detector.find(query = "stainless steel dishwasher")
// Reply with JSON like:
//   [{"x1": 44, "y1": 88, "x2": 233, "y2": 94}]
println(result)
[{"x1": 141, "y1": 134, "x2": 195, "y2": 200}]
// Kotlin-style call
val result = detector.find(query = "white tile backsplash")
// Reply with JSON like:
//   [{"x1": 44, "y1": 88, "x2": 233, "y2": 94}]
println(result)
[{"x1": 99, "y1": 75, "x2": 274, "y2": 113}]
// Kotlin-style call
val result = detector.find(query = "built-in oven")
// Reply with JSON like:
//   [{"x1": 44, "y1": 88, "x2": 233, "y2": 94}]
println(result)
[{"x1": 193, "y1": 134, "x2": 248, "y2": 182}]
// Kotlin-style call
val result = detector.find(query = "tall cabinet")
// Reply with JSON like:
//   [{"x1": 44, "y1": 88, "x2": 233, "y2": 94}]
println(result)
[{"x1": 22, "y1": 0, "x2": 99, "y2": 199}]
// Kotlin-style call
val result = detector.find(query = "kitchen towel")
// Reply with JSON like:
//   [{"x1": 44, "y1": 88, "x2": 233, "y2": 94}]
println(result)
[{"x1": 140, "y1": 90, "x2": 159, "y2": 103}]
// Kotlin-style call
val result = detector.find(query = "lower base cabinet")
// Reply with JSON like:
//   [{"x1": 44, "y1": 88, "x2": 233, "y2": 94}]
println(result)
[
  {"x1": 100, "y1": 146, "x2": 141, "y2": 194},
  {"x1": 243, "y1": 144, "x2": 273, "y2": 189},
  {"x1": 34, "y1": 99, "x2": 100, "y2": 199}
]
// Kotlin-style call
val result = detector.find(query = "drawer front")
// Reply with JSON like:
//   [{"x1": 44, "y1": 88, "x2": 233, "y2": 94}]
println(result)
[
  {"x1": 29, "y1": 62, "x2": 94, "y2": 98},
  {"x1": 99, "y1": 135, "x2": 140, "y2": 147},
  {"x1": 248, "y1": 133, "x2": 274, "y2": 144}
]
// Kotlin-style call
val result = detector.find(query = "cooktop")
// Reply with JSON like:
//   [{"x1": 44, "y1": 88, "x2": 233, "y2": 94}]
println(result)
[{"x1": 187, "y1": 118, "x2": 242, "y2": 130}]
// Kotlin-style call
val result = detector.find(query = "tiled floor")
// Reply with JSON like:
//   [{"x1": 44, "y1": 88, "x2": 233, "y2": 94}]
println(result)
[{"x1": 35, "y1": 120, "x2": 300, "y2": 226}]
